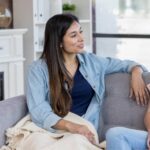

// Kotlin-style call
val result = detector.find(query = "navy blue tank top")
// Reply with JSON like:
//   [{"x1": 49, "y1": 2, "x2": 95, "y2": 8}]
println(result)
[{"x1": 70, "y1": 67, "x2": 94, "y2": 116}]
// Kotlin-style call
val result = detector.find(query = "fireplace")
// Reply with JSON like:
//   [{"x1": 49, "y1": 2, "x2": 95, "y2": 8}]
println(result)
[
  {"x1": 0, "y1": 29, "x2": 27, "y2": 99},
  {"x1": 0, "y1": 72, "x2": 4, "y2": 100}
]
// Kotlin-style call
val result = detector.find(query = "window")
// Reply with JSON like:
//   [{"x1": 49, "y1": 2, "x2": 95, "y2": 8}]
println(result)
[{"x1": 93, "y1": 0, "x2": 150, "y2": 70}]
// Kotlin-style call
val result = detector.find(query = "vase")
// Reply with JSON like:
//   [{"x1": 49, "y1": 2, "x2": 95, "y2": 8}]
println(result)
[{"x1": 0, "y1": 6, "x2": 12, "y2": 29}]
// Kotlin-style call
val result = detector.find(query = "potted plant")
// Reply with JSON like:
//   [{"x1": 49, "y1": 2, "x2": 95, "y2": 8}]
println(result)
[{"x1": 62, "y1": 3, "x2": 76, "y2": 14}]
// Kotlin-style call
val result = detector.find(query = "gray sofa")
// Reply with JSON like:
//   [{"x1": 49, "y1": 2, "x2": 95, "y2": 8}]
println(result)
[{"x1": 0, "y1": 72, "x2": 150, "y2": 147}]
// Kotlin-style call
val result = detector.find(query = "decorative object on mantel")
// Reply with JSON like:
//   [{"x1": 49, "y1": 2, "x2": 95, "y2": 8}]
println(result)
[
  {"x1": 0, "y1": 5, "x2": 12, "y2": 29},
  {"x1": 0, "y1": 0, "x2": 12, "y2": 29},
  {"x1": 62, "y1": 2, "x2": 76, "y2": 14}
]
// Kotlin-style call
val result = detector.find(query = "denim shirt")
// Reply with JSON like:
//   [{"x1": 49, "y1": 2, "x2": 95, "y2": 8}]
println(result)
[{"x1": 26, "y1": 52, "x2": 146, "y2": 132}]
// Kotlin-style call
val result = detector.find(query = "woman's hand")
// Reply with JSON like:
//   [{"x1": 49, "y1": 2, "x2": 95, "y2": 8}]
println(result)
[
  {"x1": 66, "y1": 121, "x2": 96, "y2": 144},
  {"x1": 130, "y1": 66, "x2": 150, "y2": 106},
  {"x1": 147, "y1": 131, "x2": 150, "y2": 150},
  {"x1": 53, "y1": 119, "x2": 96, "y2": 144}
]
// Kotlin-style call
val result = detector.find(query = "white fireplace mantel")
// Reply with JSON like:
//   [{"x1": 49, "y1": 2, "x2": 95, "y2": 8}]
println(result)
[
  {"x1": 0, "y1": 28, "x2": 27, "y2": 99},
  {"x1": 0, "y1": 29, "x2": 27, "y2": 35}
]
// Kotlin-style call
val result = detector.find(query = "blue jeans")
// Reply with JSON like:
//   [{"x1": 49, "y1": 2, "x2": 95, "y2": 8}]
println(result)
[{"x1": 106, "y1": 127, "x2": 148, "y2": 150}]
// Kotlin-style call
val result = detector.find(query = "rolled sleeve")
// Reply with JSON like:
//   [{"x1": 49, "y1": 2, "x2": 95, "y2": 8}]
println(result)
[
  {"x1": 127, "y1": 64, "x2": 148, "y2": 73},
  {"x1": 44, "y1": 114, "x2": 62, "y2": 132},
  {"x1": 101, "y1": 57, "x2": 148, "y2": 74}
]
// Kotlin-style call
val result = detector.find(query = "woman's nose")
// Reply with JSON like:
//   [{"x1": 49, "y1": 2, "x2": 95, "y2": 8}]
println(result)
[{"x1": 78, "y1": 33, "x2": 84, "y2": 42}]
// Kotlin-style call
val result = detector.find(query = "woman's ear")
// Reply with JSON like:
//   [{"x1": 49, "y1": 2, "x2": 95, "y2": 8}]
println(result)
[{"x1": 60, "y1": 44, "x2": 63, "y2": 48}]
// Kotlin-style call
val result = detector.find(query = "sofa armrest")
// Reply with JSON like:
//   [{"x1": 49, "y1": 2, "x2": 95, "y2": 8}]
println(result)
[{"x1": 0, "y1": 95, "x2": 28, "y2": 147}]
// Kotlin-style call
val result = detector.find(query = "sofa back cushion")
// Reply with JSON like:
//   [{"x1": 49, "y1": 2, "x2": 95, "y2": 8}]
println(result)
[
  {"x1": 99, "y1": 72, "x2": 150, "y2": 141},
  {"x1": 0, "y1": 95, "x2": 28, "y2": 147}
]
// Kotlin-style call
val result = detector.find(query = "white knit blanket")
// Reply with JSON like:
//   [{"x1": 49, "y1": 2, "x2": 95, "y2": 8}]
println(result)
[{"x1": 0, "y1": 112, "x2": 106, "y2": 150}]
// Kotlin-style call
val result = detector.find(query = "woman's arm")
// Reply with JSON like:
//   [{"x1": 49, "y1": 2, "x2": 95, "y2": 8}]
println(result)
[
  {"x1": 98, "y1": 55, "x2": 148, "y2": 105},
  {"x1": 53, "y1": 119, "x2": 96, "y2": 144},
  {"x1": 26, "y1": 62, "x2": 62, "y2": 132}
]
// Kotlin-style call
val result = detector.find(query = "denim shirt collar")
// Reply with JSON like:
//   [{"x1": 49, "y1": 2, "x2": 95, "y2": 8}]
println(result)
[{"x1": 77, "y1": 53, "x2": 84, "y2": 65}]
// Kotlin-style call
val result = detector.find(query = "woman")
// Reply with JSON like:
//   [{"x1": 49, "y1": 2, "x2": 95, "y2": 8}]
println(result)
[
  {"x1": 26, "y1": 13, "x2": 148, "y2": 148},
  {"x1": 106, "y1": 84, "x2": 150, "y2": 150}
]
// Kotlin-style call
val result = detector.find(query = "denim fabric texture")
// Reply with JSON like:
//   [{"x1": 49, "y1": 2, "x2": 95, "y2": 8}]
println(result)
[
  {"x1": 106, "y1": 127, "x2": 147, "y2": 150},
  {"x1": 26, "y1": 51, "x2": 147, "y2": 132}
]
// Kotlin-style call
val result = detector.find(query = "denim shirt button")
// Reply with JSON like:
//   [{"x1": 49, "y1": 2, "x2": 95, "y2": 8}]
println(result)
[
  {"x1": 85, "y1": 75, "x2": 88, "y2": 78},
  {"x1": 93, "y1": 85, "x2": 96, "y2": 89}
]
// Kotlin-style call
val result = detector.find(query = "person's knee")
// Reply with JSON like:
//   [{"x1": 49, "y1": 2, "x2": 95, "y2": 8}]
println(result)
[{"x1": 106, "y1": 127, "x2": 126, "y2": 141}]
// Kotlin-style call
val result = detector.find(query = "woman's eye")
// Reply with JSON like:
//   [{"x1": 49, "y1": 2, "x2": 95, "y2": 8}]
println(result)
[
  {"x1": 71, "y1": 34, "x2": 76, "y2": 38},
  {"x1": 70, "y1": 30, "x2": 83, "y2": 38},
  {"x1": 80, "y1": 30, "x2": 83, "y2": 33}
]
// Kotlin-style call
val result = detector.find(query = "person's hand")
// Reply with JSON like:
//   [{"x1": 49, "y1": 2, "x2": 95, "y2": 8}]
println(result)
[
  {"x1": 130, "y1": 66, "x2": 150, "y2": 106},
  {"x1": 147, "y1": 131, "x2": 150, "y2": 150},
  {"x1": 66, "y1": 121, "x2": 96, "y2": 144}
]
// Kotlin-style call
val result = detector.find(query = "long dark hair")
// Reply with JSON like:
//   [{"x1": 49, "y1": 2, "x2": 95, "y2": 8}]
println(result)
[{"x1": 41, "y1": 14, "x2": 79, "y2": 117}]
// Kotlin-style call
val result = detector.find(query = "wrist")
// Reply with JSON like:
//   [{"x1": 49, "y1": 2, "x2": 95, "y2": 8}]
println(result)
[
  {"x1": 131, "y1": 66, "x2": 143, "y2": 76},
  {"x1": 53, "y1": 119, "x2": 73, "y2": 132},
  {"x1": 65, "y1": 121, "x2": 73, "y2": 132}
]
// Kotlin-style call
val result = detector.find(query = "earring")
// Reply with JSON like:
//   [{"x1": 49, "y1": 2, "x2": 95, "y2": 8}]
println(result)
[{"x1": 60, "y1": 44, "x2": 63, "y2": 48}]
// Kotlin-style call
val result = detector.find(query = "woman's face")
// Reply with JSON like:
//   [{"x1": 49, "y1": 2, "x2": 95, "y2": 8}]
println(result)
[{"x1": 62, "y1": 21, "x2": 84, "y2": 54}]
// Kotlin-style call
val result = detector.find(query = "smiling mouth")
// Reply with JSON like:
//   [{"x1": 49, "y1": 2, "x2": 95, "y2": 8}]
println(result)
[{"x1": 78, "y1": 44, "x2": 84, "y2": 48}]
